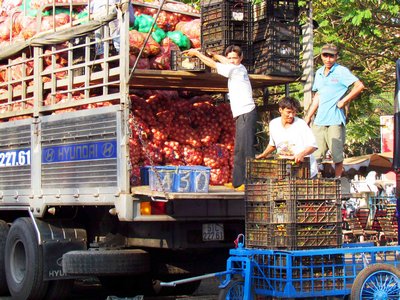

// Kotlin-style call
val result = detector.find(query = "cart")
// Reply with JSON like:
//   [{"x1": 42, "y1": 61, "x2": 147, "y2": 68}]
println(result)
[
  {"x1": 217, "y1": 237, "x2": 400, "y2": 299},
  {"x1": 160, "y1": 236, "x2": 400, "y2": 299}
]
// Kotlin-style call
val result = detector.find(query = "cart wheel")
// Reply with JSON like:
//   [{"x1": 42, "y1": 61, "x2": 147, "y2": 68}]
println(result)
[
  {"x1": 351, "y1": 263, "x2": 400, "y2": 300},
  {"x1": 218, "y1": 278, "x2": 245, "y2": 300}
]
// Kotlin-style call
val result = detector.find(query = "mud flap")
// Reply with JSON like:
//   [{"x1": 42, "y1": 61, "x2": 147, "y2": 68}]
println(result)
[{"x1": 35, "y1": 219, "x2": 87, "y2": 280}]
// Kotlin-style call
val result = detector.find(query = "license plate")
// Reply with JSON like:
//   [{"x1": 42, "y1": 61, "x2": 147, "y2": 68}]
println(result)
[{"x1": 202, "y1": 223, "x2": 224, "y2": 241}]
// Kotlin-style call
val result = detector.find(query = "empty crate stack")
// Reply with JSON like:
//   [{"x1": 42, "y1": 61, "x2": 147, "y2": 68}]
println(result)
[
  {"x1": 201, "y1": 0, "x2": 253, "y2": 70},
  {"x1": 245, "y1": 158, "x2": 342, "y2": 250},
  {"x1": 252, "y1": 0, "x2": 301, "y2": 76}
]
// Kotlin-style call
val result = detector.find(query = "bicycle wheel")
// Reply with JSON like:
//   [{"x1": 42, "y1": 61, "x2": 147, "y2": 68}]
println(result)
[
  {"x1": 351, "y1": 263, "x2": 400, "y2": 300},
  {"x1": 218, "y1": 278, "x2": 245, "y2": 300}
]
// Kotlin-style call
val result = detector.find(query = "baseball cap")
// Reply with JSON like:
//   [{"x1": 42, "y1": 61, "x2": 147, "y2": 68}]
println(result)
[{"x1": 321, "y1": 43, "x2": 338, "y2": 55}]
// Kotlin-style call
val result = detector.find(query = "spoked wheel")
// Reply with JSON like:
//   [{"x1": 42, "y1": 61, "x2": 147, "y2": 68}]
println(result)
[
  {"x1": 218, "y1": 278, "x2": 245, "y2": 300},
  {"x1": 351, "y1": 263, "x2": 400, "y2": 300},
  {"x1": 5, "y1": 217, "x2": 49, "y2": 300}
]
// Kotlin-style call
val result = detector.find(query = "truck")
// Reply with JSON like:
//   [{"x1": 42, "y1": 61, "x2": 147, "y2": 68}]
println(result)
[{"x1": 0, "y1": 0, "x2": 298, "y2": 299}]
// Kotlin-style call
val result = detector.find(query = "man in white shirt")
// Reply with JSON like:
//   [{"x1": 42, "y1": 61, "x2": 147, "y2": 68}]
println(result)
[
  {"x1": 184, "y1": 46, "x2": 257, "y2": 190},
  {"x1": 256, "y1": 97, "x2": 318, "y2": 178}
]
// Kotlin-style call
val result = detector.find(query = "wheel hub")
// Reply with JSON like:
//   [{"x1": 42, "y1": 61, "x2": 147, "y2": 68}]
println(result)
[{"x1": 10, "y1": 240, "x2": 26, "y2": 284}]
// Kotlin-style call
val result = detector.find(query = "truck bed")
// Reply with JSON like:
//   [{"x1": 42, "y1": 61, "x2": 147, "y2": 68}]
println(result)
[{"x1": 131, "y1": 185, "x2": 244, "y2": 200}]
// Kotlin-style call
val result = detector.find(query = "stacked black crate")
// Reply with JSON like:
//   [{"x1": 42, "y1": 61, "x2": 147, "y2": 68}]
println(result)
[
  {"x1": 245, "y1": 158, "x2": 343, "y2": 250},
  {"x1": 201, "y1": 0, "x2": 253, "y2": 71},
  {"x1": 253, "y1": 0, "x2": 301, "y2": 76}
]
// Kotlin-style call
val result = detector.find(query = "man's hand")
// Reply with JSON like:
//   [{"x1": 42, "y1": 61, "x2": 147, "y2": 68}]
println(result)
[
  {"x1": 304, "y1": 115, "x2": 311, "y2": 126},
  {"x1": 255, "y1": 153, "x2": 267, "y2": 159},
  {"x1": 337, "y1": 99, "x2": 347, "y2": 109},
  {"x1": 293, "y1": 153, "x2": 305, "y2": 163},
  {"x1": 183, "y1": 48, "x2": 199, "y2": 57}
]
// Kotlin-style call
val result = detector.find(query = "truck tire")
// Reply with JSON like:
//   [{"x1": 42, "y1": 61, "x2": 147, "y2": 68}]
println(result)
[
  {"x1": 0, "y1": 220, "x2": 9, "y2": 295},
  {"x1": 5, "y1": 217, "x2": 49, "y2": 300},
  {"x1": 43, "y1": 280, "x2": 74, "y2": 300},
  {"x1": 63, "y1": 249, "x2": 150, "y2": 275},
  {"x1": 350, "y1": 263, "x2": 400, "y2": 300}
]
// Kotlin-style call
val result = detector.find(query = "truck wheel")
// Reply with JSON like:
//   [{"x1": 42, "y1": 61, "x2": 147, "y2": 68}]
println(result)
[
  {"x1": 43, "y1": 280, "x2": 74, "y2": 300},
  {"x1": 0, "y1": 220, "x2": 9, "y2": 295},
  {"x1": 351, "y1": 263, "x2": 400, "y2": 299},
  {"x1": 5, "y1": 217, "x2": 49, "y2": 300},
  {"x1": 63, "y1": 249, "x2": 150, "y2": 275}
]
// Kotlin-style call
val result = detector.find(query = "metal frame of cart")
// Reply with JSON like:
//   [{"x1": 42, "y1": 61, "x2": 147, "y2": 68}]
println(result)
[{"x1": 218, "y1": 243, "x2": 400, "y2": 299}]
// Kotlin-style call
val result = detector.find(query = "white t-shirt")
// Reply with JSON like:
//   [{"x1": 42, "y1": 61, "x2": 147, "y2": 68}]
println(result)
[
  {"x1": 269, "y1": 117, "x2": 318, "y2": 178},
  {"x1": 216, "y1": 63, "x2": 255, "y2": 118}
]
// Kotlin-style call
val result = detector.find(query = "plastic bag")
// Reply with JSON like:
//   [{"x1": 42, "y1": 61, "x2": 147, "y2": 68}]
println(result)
[
  {"x1": 166, "y1": 31, "x2": 190, "y2": 50},
  {"x1": 134, "y1": 14, "x2": 156, "y2": 33}
]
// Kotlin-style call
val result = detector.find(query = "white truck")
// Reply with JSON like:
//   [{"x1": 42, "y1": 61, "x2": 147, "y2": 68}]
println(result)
[{"x1": 0, "y1": 1, "x2": 296, "y2": 299}]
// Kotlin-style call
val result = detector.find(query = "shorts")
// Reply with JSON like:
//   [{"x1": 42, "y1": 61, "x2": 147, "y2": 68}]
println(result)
[{"x1": 312, "y1": 124, "x2": 345, "y2": 163}]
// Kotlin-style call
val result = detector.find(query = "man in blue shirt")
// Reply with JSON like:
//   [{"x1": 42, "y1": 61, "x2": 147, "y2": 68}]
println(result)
[{"x1": 305, "y1": 43, "x2": 364, "y2": 178}]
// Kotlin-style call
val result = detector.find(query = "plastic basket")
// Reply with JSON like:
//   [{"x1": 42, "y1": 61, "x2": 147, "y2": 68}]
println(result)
[
  {"x1": 245, "y1": 201, "x2": 270, "y2": 224},
  {"x1": 246, "y1": 157, "x2": 310, "y2": 181},
  {"x1": 245, "y1": 222, "x2": 268, "y2": 248},
  {"x1": 202, "y1": 20, "x2": 252, "y2": 43},
  {"x1": 149, "y1": 166, "x2": 177, "y2": 192},
  {"x1": 267, "y1": 223, "x2": 343, "y2": 250},
  {"x1": 170, "y1": 50, "x2": 206, "y2": 71},
  {"x1": 148, "y1": 166, "x2": 210, "y2": 193},
  {"x1": 201, "y1": 0, "x2": 252, "y2": 24},
  {"x1": 140, "y1": 166, "x2": 150, "y2": 185},
  {"x1": 189, "y1": 166, "x2": 211, "y2": 193},
  {"x1": 266, "y1": 0, "x2": 299, "y2": 21},
  {"x1": 267, "y1": 178, "x2": 340, "y2": 201},
  {"x1": 245, "y1": 182, "x2": 269, "y2": 201}
]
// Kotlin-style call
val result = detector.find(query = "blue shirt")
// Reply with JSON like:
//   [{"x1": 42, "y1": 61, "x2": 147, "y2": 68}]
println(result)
[{"x1": 312, "y1": 63, "x2": 358, "y2": 126}]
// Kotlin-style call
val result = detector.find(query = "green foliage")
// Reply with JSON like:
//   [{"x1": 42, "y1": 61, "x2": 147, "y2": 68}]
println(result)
[{"x1": 311, "y1": 0, "x2": 400, "y2": 155}]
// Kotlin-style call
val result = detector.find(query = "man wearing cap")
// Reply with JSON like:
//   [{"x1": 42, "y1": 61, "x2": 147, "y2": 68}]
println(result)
[{"x1": 304, "y1": 43, "x2": 365, "y2": 178}]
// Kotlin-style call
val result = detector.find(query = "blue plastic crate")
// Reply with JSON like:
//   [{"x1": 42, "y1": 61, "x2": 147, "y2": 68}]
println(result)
[
  {"x1": 173, "y1": 166, "x2": 192, "y2": 193},
  {"x1": 140, "y1": 166, "x2": 150, "y2": 185},
  {"x1": 148, "y1": 166, "x2": 177, "y2": 192},
  {"x1": 148, "y1": 166, "x2": 210, "y2": 193},
  {"x1": 190, "y1": 166, "x2": 211, "y2": 193}
]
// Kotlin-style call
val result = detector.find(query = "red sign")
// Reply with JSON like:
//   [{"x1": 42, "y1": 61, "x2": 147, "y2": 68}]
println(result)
[{"x1": 380, "y1": 115, "x2": 394, "y2": 153}]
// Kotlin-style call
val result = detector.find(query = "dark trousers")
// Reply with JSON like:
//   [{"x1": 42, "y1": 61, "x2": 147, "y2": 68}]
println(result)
[{"x1": 232, "y1": 109, "x2": 257, "y2": 188}]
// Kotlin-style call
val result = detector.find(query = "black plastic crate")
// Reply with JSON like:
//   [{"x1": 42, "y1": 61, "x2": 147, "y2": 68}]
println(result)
[
  {"x1": 267, "y1": 178, "x2": 340, "y2": 201},
  {"x1": 246, "y1": 157, "x2": 310, "y2": 181},
  {"x1": 267, "y1": 223, "x2": 343, "y2": 250},
  {"x1": 253, "y1": 19, "x2": 300, "y2": 42},
  {"x1": 253, "y1": 55, "x2": 301, "y2": 76},
  {"x1": 266, "y1": 0, "x2": 299, "y2": 21},
  {"x1": 245, "y1": 222, "x2": 268, "y2": 248},
  {"x1": 269, "y1": 199, "x2": 341, "y2": 223},
  {"x1": 245, "y1": 182, "x2": 269, "y2": 201},
  {"x1": 296, "y1": 200, "x2": 342, "y2": 223},
  {"x1": 170, "y1": 50, "x2": 206, "y2": 71},
  {"x1": 201, "y1": 0, "x2": 252, "y2": 24},
  {"x1": 254, "y1": 38, "x2": 300, "y2": 60},
  {"x1": 253, "y1": 1, "x2": 267, "y2": 22},
  {"x1": 245, "y1": 201, "x2": 270, "y2": 224},
  {"x1": 202, "y1": 20, "x2": 252, "y2": 43}
]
